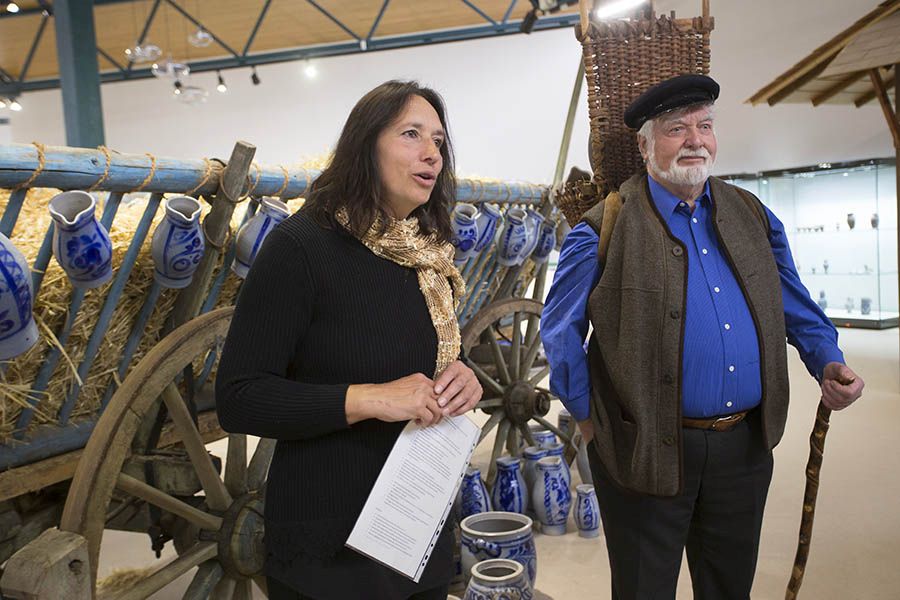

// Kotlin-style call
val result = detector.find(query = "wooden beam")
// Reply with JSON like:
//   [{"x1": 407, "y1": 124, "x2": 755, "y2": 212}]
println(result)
[
  {"x1": 747, "y1": 0, "x2": 900, "y2": 105},
  {"x1": 767, "y1": 61, "x2": 829, "y2": 106},
  {"x1": 811, "y1": 71, "x2": 866, "y2": 106},
  {"x1": 868, "y1": 68, "x2": 900, "y2": 147},
  {"x1": 855, "y1": 66, "x2": 894, "y2": 107}
]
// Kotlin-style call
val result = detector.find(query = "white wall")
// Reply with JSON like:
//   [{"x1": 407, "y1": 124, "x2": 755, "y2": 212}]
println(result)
[{"x1": 6, "y1": 0, "x2": 893, "y2": 182}]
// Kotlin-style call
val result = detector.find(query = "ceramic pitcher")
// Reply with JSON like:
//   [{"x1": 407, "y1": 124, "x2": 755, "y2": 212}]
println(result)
[
  {"x1": 0, "y1": 233, "x2": 39, "y2": 360},
  {"x1": 150, "y1": 195, "x2": 204, "y2": 289},
  {"x1": 49, "y1": 191, "x2": 113, "y2": 289},
  {"x1": 459, "y1": 466, "x2": 492, "y2": 518},
  {"x1": 496, "y1": 208, "x2": 528, "y2": 267},
  {"x1": 491, "y1": 456, "x2": 528, "y2": 514},
  {"x1": 574, "y1": 484, "x2": 601, "y2": 538},
  {"x1": 232, "y1": 197, "x2": 290, "y2": 278},
  {"x1": 532, "y1": 456, "x2": 572, "y2": 536}
]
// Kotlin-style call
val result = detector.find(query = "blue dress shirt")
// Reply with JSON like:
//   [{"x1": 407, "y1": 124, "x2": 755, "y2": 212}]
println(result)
[{"x1": 542, "y1": 176, "x2": 845, "y2": 421}]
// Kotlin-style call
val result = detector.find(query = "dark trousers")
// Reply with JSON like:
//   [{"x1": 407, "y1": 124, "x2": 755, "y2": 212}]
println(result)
[
  {"x1": 266, "y1": 576, "x2": 450, "y2": 600},
  {"x1": 587, "y1": 414, "x2": 774, "y2": 600}
]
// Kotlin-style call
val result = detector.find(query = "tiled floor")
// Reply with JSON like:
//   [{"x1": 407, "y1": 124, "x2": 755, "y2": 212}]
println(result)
[{"x1": 95, "y1": 326, "x2": 900, "y2": 599}]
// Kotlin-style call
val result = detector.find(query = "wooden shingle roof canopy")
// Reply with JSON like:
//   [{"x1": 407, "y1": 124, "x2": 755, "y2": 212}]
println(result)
[{"x1": 746, "y1": 0, "x2": 898, "y2": 108}]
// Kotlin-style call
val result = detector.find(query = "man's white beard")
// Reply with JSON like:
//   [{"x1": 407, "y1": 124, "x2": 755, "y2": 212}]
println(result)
[{"x1": 649, "y1": 147, "x2": 714, "y2": 187}]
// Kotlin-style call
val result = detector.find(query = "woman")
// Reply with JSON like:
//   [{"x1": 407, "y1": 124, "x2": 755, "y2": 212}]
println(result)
[{"x1": 216, "y1": 80, "x2": 483, "y2": 599}]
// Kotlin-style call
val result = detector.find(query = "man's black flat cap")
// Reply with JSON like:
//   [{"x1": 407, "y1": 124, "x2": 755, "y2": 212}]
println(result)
[{"x1": 624, "y1": 74, "x2": 719, "y2": 130}]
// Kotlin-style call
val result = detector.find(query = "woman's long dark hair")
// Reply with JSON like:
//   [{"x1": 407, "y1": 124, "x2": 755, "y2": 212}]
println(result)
[{"x1": 303, "y1": 80, "x2": 456, "y2": 242}]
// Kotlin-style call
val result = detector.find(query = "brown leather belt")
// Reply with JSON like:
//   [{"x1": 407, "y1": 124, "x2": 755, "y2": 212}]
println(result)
[{"x1": 682, "y1": 410, "x2": 749, "y2": 432}]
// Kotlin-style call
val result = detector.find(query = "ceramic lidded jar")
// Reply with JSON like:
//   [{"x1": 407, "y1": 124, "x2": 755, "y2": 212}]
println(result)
[
  {"x1": 48, "y1": 191, "x2": 113, "y2": 289},
  {"x1": 460, "y1": 511, "x2": 537, "y2": 588},
  {"x1": 531, "y1": 456, "x2": 571, "y2": 536},
  {"x1": 463, "y1": 558, "x2": 533, "y2": 600},
  {"x1": 232, "y1": 197, "x2": 290, "y2": 278},
  {"x1": 150, "y1": 195, "x2": 205, "y2": 288},
  {"x1": 0, "y1": 233, "x2": 39, "y2": 360}
]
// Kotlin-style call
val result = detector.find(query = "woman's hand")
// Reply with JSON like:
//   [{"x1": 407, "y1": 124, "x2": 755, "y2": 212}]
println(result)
[
  {"x1": 346, "y1": 373, "x2": 444, "y2": 426},
  {"x1": 433, "y1": 360, "x2": 483, "y2": 417}
]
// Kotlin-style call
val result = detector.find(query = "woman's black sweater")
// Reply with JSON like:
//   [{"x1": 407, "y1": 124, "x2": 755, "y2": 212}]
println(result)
[{"x1": 216, "y1": 209, "x2": 454, "y2": 598}]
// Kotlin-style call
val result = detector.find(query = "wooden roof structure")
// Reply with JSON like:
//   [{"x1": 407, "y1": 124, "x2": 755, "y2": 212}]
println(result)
[
  {"x1": 746, "y1": 0, "x2": 898, "y2": 110},
  {"x1": 0, "y1": 0, "x2": 580, "y2": 91}
]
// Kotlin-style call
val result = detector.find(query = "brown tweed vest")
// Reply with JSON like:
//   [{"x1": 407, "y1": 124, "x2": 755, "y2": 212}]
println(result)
[{"x1": 580, "y1": 174, "x2": 790, "y2": 496}]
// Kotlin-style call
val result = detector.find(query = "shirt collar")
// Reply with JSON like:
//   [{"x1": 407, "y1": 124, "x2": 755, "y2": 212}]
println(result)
[{"x1": 647, "y1": 175, "x2": 711, "y2": 221}]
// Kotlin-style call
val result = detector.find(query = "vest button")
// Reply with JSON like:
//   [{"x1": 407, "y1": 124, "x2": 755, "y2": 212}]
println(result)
[
  {"x1": 672, "y1": 246, "x2": 683, "y2": 256},
  {"x1": 662, "y1": 436, "x2": 675, "y2": 446},
  {"x1": 663, "y1": 373, "x2": 674, "y2": 384},
  {"x1": 670, "y1": 309, "x2": 680, "y2": 319}
]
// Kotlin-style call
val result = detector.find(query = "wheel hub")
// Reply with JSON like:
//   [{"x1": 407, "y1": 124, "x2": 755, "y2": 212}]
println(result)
[
  {"x1": 503, "y1": 381, "x2": 551, "y2": 425},
  {"x1": 217, "y1": 494, "x2": 265, "y2": 577}
]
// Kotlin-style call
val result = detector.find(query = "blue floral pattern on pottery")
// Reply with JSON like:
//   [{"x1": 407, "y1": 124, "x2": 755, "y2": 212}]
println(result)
[
  {"x1": 49, "y1": 191, "x2": 113, "y2": 289},
  {"x1": 151, "y1": 196, "x2": 205, "y2": 288},
  {"x1": 532, "y1": 457, "x2": 571, "y2": 535},
  {"x1": 491, "y1": 457, "x2": 527, "y2": 514},
  {"x1": 575, "y1": 485, "x2": 600, "y2": 536},
  {"x1": 0, "y1": 233, "x2": 39, "y2": 359},
  {"x1": 464, "y1": 559, "x2": 533, "y2": 600},
  {"x1": 460, "y1": 512, "x2": 537, "y2": 587},
  {"x1": 460, "y1": 467, "x2": 492, "y2": 518}
]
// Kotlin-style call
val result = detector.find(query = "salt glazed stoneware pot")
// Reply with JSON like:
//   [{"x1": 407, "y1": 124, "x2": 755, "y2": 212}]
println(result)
[
  {"x1": 460, "y1": 511, "x2": 537, "y2": 588},
  {"x1": 521, "y1": 445, "x2": 549, "y2": 510},
  {"x1": 532, "y1": 456, "x2": 571, "y2": 536},
  {"x1": 232, "y1": 196, "x2": 290, "y2": 278},
  {"x1": 459, "y1": 466, "x2": 492, "y2": 518},
  {"x1": 464, "y1": 558, "x2": 533, "y2": 600},
  {"x1": 0, "y1": 232, "x2": 39, "y2": 360},
  {"x1": 49, "y1": 190, "x2": 113, "y2": 289},
  {"x1": 574, "y1": 484, "x2": 601, "y2": 538},
  {"x1": 496, "y1": 207, "x2": 528, "y2": 267},
  {"x1": 150, "y1": 195, "x2": 204, "y2": 289},
  {"x1": 491, "y1": 456, "x2": 528, "y2": 514}
]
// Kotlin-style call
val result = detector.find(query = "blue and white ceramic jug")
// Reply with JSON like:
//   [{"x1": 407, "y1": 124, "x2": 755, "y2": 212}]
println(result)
[
  {"x1": 496, "y1": 208, "x2": 528, "y2": 267},
  {"x1": 459, "y1": 466, "x2": 492, "y2": 518},
  {"x1": 531, "y1": 220, "x2": 557, "y2": 265},
  {"x1": 521, "y1": 445, "x2": 549, "y2": 507},
  {"x1": 460, "y1": 511, "x2": 537, "y2": 588},
  {"x1": 491, "y1": 456, "x2": 528, "y2": 514},
  {"x1": 574, "y1": 484, "x2": 601, "y2": 538},
  {"x1": 49, "y1": 191, "x2": 113, "y2": 289},
  {"x1": 0, "y1": 233, "x2": 39, "y2": 360},
  {"x1": 150, "y1": 196, "x2": 204, "y2": 289},
  {"x1": 232, "y1": 197, "x2": 290, "y2": 278},
  {"x1": 531, "y1": 456, "x2": 571, "y2": 536},
  {"x1": 451, "y1": 203, "x2": 502, "y2": 266},
  {"x1": 517, "y1": 209, "x2": 545, "y2": 263}
]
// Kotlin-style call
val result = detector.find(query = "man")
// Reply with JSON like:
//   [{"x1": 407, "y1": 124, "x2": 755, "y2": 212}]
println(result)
[{"x1": 541, "y1": 74, "x2": 865, "y2": 599}]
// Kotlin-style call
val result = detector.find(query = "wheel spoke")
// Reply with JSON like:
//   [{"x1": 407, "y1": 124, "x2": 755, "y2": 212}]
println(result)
[
  {"x1": 487, "y1": 418, "x2": 511, "y2": 487},
  {"x1": 527, "y1": 364, "x2": 550, "y2": 387},
  {"x1": 118, "y1": 542, "x2": 218, "y2": 600},
  {"x1": 509, "y1": 312, "x2": 522, "y2": 381},
  {"x1": 252, "y1": 575, "x2": 268, "y2": 596},
  {"x1": 182, "y1": 560, "x2": 224, "y2": 600},
  {"x1": 476, "y1": 398, "x2": 503, "y2": 410},
  {"x1": 517, "y1": 422, "x2": 536, "y2": 448},
  {"x1": 505, "y1": 421, "x2": 520, "y2": 456},
  {"x1": 161, "y1": 383, "x2": 233, "y2": 511},
  {"x1": 225, "y1": 433, "x2": 248, "y2": 497},
  {"x1": 478, "y1": 409, "x2": 506, "y2": 444},
  {"x1": 116, "y1": 472, "x2": 222, "y2": 531},
  {"x1": 212, "y1": 574, "x2": 235, "y2": 599},
  {"x1": 484, "y1": 330, "x2": 511, "y2": 385},
  {"x1": 232, "y1": 577, "x2": 253, "y2": 600},
  {"x1": 466, "y1": 358, "x2": 505, "y2": 396},
  {"x1": 247, "y1": 437, "x2": 276, "y2": 491},
  {"x1": 519, "y1": 329, "x2": 543, "y2": 380}
]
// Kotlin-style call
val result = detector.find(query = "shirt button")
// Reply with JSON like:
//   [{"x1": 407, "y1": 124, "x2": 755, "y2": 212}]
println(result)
[
  {"x1": 679, "y1": 202, "x2": 686, "y2": 208},
  {"x1": 692, "y1": 217, "x2": 698, "y2": 224},
  {"x1": 702, "y1": 248, "x2": 709, "y2": 255},
  {"x1": 714, "y1": 286, "x2": 721, "y2": 293},
  {"x1": 672, "y1": 247, "x2": 683, "y2": 256},
  {"x1": 726, "y1": 401, "x2": 734, "y2": 408},
  {"x1": 724, "y1": 323, "x2": 731, "y2": 330},
  {"x1": 728, "y1": 365, "x2": 735, "y2": 372}
]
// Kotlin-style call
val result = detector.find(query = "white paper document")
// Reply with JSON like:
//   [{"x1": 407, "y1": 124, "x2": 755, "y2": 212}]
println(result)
[{"x1": 346, "y1": 414, "x2": 480, "y2": 581}]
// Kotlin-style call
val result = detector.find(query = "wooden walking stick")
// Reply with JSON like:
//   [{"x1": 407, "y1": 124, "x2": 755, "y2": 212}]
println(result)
[{"x1": 785, "y1": 375, "x2": 854, "y2": 600}]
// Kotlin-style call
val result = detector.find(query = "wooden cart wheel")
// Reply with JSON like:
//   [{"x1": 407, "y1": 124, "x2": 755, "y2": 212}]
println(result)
[
  {"x1": 461, "y1": 297, "x2": 573, "y2": 485},
  {"x1": 59, "y1": 307, "x2": 275, "y2": 599}
]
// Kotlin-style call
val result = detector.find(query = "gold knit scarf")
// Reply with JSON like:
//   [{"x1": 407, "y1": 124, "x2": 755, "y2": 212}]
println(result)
[{"x1": 337, "y1": 209, "x2": 465, "y2": 377}]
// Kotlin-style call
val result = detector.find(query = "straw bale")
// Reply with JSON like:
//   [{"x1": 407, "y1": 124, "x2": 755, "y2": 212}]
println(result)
[{"x1": 0, "y1": 188, "x2": 291, "y2": 443}]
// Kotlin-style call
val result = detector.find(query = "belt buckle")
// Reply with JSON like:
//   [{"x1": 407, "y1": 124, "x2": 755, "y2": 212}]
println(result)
[{"x1": 711, "y1": 414, "x2": 738, "y2": 431}]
